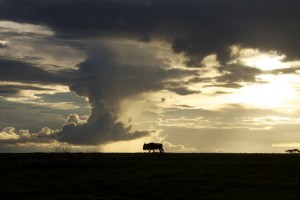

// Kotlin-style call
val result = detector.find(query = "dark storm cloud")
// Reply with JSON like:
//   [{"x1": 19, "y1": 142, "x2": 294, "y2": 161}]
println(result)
[
  {"x1": 58, "y1": 113, "x2": 149, "y2": 145},
  {"x1": 71, "y1": 55, "x2": 198, "y2": 104},
  {"x1": 70, "y1": 43, "x2": 198, "y2": 103},
  {"x1": 1, "y1": 0, "x2": 300, "y2": 66},
  {"x1": 217, "y1": 63, "x2": 262, "y2": 84},
  {"x1": 36, "y1": 92, "x2": 87, "y2": 105},
  {"x1": 0, "y1": 87, "x2": 19, "y2": 96},
  {"x1": 195, "y1": 63, "x2": 262, "y2": 88},
  {"x1": 206, "y1": 83, "x2": 243, "y2": 89},
  {"x1": 0, "y1": 85, "x2": 52, "y2": 97},
  {"x1": 168, "y1": 87, "x2": 200, "y2": 96},
  {"x1": 0, "y1": 58, "x2": 76, "y2": 85}
]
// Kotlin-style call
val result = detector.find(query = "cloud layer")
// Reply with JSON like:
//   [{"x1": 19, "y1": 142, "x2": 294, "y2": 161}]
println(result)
[{"x1": 1, "y1": 0, "x2": 300, "y2": 65}]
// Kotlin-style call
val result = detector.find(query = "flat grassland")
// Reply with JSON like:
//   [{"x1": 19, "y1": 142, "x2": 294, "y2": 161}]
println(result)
[{"x1": 0, "y1": 153, "x2": 300, "y2": 199}]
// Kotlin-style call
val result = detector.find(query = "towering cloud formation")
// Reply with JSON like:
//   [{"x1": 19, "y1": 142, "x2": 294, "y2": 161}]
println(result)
[{"x1": 58, "y1": 42, "x2": 198, "y2": 145}]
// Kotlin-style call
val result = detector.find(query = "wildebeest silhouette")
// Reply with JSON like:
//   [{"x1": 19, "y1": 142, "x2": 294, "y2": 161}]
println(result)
[
  {"x1": 143, "y1": 142, "x2": 164, "y2": 153},
  {"x1": 285, "y1": 148, "x2": 300, "y2": 153}
]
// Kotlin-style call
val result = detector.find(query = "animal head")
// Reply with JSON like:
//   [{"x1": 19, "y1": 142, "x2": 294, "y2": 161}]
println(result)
[{"x1": 143, "y1": 143, "x2": 147, "y2": 150}]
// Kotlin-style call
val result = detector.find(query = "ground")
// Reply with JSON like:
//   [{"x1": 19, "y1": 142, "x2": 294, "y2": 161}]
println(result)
[{"x1": 0, "y1": 153, "x2": 300, "y2": 199}]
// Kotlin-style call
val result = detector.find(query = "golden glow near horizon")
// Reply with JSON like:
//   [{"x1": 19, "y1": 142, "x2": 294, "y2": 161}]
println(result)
[{"x1": 231, "y1": 75, "x2": 297, "y2": 109}]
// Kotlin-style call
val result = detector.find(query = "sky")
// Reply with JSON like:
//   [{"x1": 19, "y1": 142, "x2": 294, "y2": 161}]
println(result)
[{"x1": 1, "y1": 0, "x2": 300, "y2": 153}]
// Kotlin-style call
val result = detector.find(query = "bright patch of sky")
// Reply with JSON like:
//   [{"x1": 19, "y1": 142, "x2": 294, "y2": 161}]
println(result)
[{"x1": 0, "y1": 20, "x2": 85, "y2": 70}]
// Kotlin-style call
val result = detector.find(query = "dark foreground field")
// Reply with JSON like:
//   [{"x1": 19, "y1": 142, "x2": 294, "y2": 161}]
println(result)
[{"x1": 1, "y1": 153, "x2": 300, "y2": 200}]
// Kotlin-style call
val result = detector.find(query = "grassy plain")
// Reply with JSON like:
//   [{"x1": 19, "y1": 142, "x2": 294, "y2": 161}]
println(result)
[{"x1": 0, "y1": 153, "x2": 300, "y2": 199}]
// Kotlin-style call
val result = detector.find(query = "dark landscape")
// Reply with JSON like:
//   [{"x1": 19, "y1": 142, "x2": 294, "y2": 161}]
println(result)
[{"x1": 1, "y1": 153, "x2": 300, "y2": 199}]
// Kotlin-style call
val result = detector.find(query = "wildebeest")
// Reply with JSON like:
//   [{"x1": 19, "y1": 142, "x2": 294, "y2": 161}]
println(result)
[
  {"x1": 285, "y1": 148, "x2": 300, "y2": 153},
  {"x1": 143, "y1": 142, "x2": 164, "y2": 153}
]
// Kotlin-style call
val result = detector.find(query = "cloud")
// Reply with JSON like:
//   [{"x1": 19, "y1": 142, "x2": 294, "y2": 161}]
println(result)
[
  {"x1": 1, "y1": 0, "x2": 300, "y2": 66},
  {"x1": 0, "y1": 24, "x2": 199, "y2": 146},
  {"x1": 160, "y1": 104, "x2": 299, "y2": 131},
  {"x1": 206, "y1": 83, "x2": 243, "y2": 89},
  {"x1": 162, "y1": 141, "x2": 199, "y2": 152},
  {"x1": 272, "y1": 143, "x2": 300, "y2": 148},
  {"x1": 0, "y1": 126, "x2": 100, "y2": 152},
  {"x1": 66, "y1": 114, "x2": 85, "y2": 125},
  {"x1": 0, "y1": 58, "x2": 75, "y2": 85},
  {"x1": 58, "y1": 113, "x2": 149, "y2": 145},
  {"x1": 0, "y1": 42, "x2": 8, "y2": 48},
  {"x1": 0, "y1": 20, "x2": 53, "y2": 36},
  {"x1": 217, "y1": 63, "x2": 262, "y2": 83},
  {"x1": 167, "y1": 87, "x2": 200, "y2": 96},
  {"x1": 0, "y1": 97, "x2": 86, "y2": 131},
  {"x1": 0, "y1": 127, "x2": 19, "y2": 140},
  {"x1": 270, "y1": 66, "x2": 300, "y2": 75},
  {"x1": 54, "y1": 41, "x2": 199, "y2": 145},
  {"x1": 0, "y1": 127, "x2": 57, "y2": 144},
  {"x1": 0, "y1": 84, "x2": 53, "y2": 97},
  {"x1": 0, "y1": 20, "x2": 84, "y2": 72}
]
